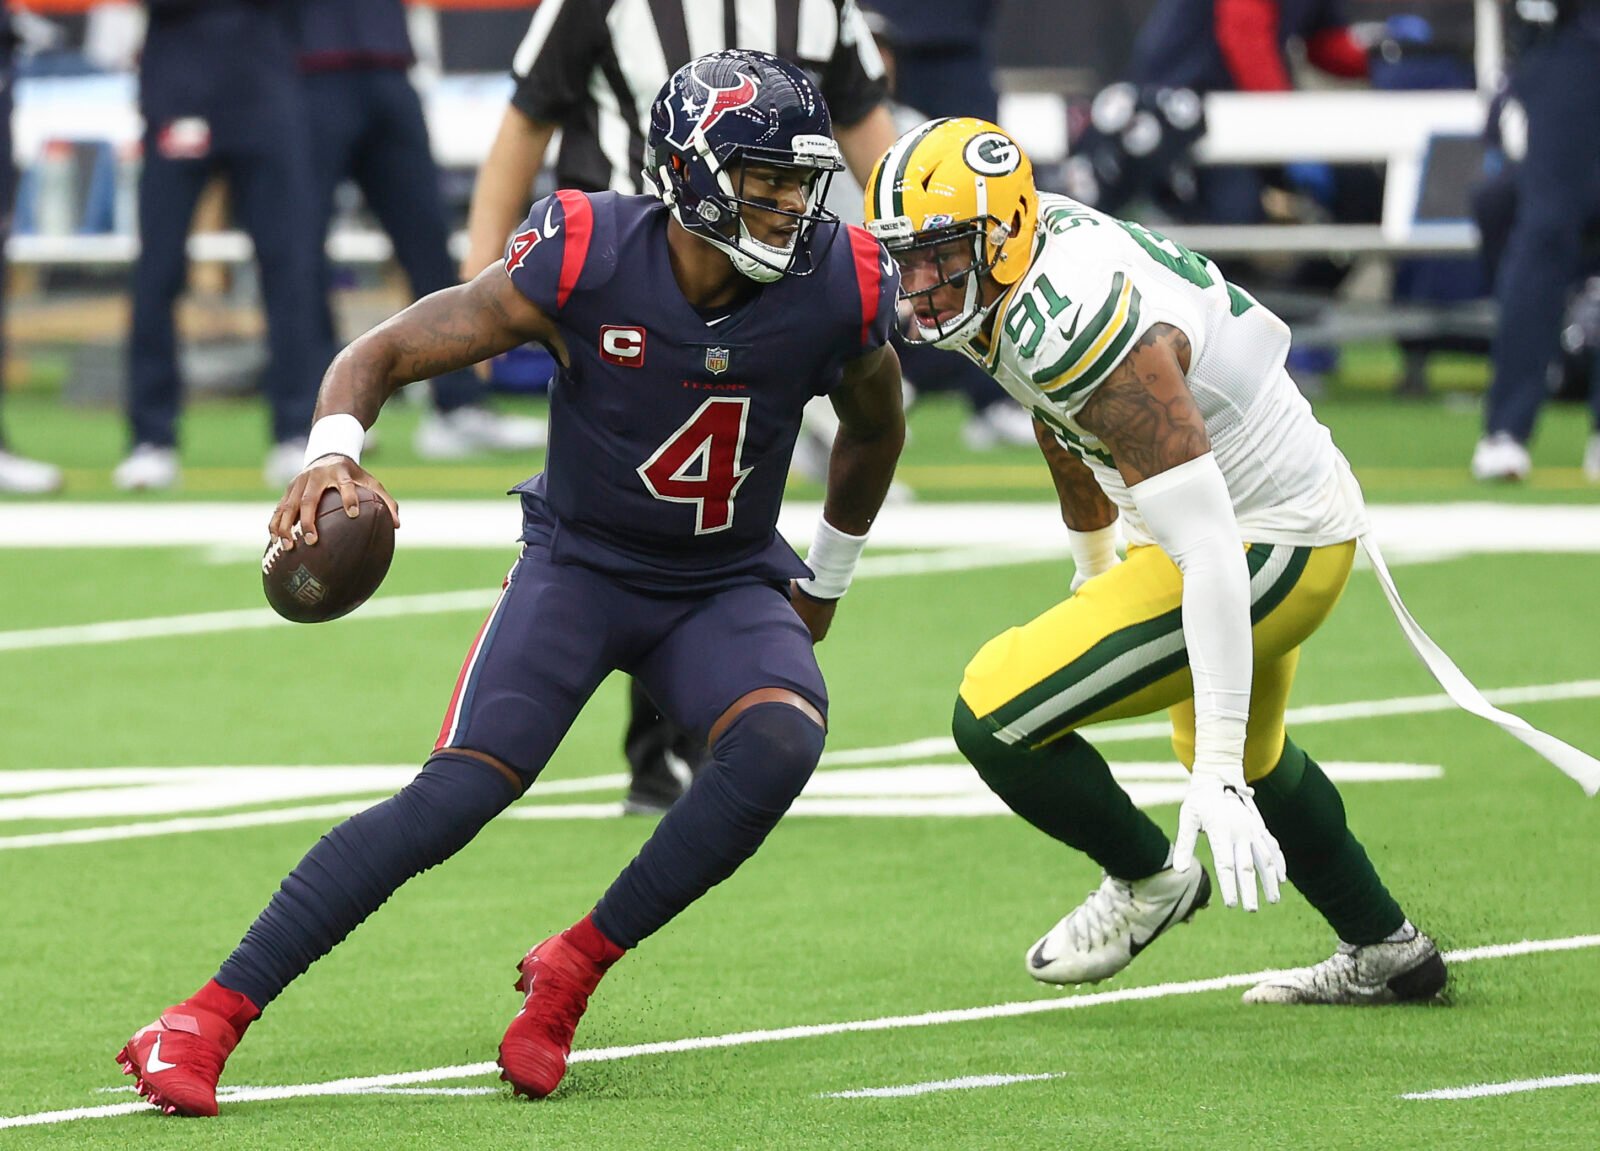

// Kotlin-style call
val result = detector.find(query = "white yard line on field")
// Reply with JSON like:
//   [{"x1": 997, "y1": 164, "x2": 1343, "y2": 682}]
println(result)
[
  {"x1": 820, "y1": 679, "x2": 1600, "y2": 758},
  {"x1": 0, "y1": 761, "x2": 1437, "y2": 848},
  {"x1": 4, "y1": 500, "x2": 1599, "y2": 554},
  {"x1": 6, "y1": 499, "x2": 1600, "y2": 655},
  {"x1": 2, "y1": 934, "x2": 1597, "y2": 1129},
  {"x1": 820, "y1": 1072, "x2": 1066, "y2": 1099},
  {"x1": 0, "y1": 548, "x2": 1053, "y2": 654},
  {"x1": 1401, "y1": 1073, "x2": 1600, "y2": 1101}
]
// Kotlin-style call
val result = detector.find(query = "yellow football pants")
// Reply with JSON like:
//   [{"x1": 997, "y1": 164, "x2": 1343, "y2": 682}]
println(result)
[{"x1": 957, "y1": 540, "x2": 1356, "y2": 782}]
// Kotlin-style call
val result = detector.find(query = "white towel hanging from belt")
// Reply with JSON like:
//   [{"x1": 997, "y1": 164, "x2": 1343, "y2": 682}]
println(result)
[{"x1": 1359, "y1": 532, "x2": 1600, "y2": 797}]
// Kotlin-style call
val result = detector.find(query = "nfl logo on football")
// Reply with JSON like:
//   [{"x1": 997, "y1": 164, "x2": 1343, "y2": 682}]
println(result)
[{"x1": 705, "y1": 347, "x2": 731, "y2": 375}]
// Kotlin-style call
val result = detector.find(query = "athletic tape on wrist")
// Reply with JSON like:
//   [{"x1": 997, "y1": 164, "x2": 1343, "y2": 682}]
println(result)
[
  {"x1": 1067, "y1": 523, "x2": 1120, "y2": 579},
  {"x1": 302, "y1": 413, "x2": 365, "y2": 469},
  {"x1": 797, "y1": 518, "x2": 869, "y2": 600}
]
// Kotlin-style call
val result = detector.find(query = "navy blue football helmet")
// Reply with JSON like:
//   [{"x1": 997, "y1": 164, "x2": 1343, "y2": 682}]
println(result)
[{"x1": 642, "y1": 50, "x2": 844, "y2": 282}]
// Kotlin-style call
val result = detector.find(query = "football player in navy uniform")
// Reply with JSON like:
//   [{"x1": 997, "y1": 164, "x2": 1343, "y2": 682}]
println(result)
[{"x1": 116, "y1": 51, "x2": 904, "y2": 1115}]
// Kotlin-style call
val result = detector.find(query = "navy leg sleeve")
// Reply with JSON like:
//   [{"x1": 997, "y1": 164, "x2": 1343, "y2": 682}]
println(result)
[
  {"x1": 215, "y1": 753, "x2": 519, "y2": 1009},
  {"x1": 592, "y1": 703, "x2": 824, "y2": 949}
]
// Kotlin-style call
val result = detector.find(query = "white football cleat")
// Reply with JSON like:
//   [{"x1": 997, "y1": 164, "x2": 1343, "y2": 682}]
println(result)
[
  {"x1": 1243, "y1": 926, "x2": 1446, "y2": 1005},
  {"x1": 113, "y1": 444, "x2": 180, "y2": 491},
  {"x1": 1027, "y1": 861, "x2": 1211, "y2": 985},
  {"x1": 961, "y1": 403, "x2": 1037, "y2": 451},
  {"x1": 1469, "y1": 432, "x2": 1531, "y2": 482},
  {"x1": 0, "y1": 448, "x2": 63, "y2": 494},
  {"x1": 1583, "y1": 432, "x2": 1600, "y2": 483},
  {"x1": 414, "y1": 405, "x2": 547, "y2": 459}
]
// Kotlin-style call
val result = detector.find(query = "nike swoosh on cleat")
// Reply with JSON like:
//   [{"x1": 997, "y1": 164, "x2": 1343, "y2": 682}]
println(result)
[
  {"x1": 1028, "y1": 941, "x2": 1056, "y2": 970},
  {"x1": 145, "y1": 1034, "x2": 177, "y2": 1073},
  {"x1": 1128, "y1": 894, "x2": 1191, "y2": 958}
]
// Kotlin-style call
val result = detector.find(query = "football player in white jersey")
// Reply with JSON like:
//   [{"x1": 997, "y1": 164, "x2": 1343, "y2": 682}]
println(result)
[{"x1": 865, "y1": 118, "x2": 1445, "y2": 1005}]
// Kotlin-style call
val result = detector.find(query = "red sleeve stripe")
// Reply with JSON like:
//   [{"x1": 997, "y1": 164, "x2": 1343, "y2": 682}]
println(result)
[
  {"x1": 846, "y1": 226, "x2": 882, "y2": 348},
  {"x1": 554, "y1": 189, "x2": 593, "y2": 309}
]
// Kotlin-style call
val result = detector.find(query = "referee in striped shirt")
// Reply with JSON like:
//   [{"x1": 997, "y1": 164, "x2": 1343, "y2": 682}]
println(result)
[
  {"x1": 458, "y1": 0, "x2": 899, "y2": 817},
  {"x1": 461, "y1": 0, "x2": 897, "y2": 275}
]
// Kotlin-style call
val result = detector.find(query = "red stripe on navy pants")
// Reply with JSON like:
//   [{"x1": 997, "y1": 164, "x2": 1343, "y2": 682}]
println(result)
[
  {"x1": 845, "y1": 226, "x2": 882, "y2": 348},
  {"x1": 554, "y1": 189, "x2": 594, "y2": 309},
  {"x1": 434, "y1": 577, "x2": 512, "y2": 751}
]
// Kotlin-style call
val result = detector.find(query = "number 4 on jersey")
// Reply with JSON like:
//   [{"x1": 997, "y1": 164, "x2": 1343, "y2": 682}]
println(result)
[{"x1": 637, "y1": 397, "x2": 754, "y2": 534}]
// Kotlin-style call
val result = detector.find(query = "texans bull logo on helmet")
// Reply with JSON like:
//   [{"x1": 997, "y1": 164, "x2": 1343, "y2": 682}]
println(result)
[{"x1": 665, "y1": 65, "x2": 762, "y2": 151}]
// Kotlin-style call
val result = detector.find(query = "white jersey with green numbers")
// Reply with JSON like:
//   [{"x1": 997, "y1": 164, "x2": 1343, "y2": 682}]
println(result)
[{"x1": 966, "y1": 193, "x2": 1369, "y2": 548}]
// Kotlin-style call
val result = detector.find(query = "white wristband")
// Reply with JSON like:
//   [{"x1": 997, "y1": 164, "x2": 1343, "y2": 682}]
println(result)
[
  {"x1": 797, "y1": 518, "x2": 869, "y2": 600},
  {"x1": 1067, "y1": 523, "x2": 1120, "y2": 589},
  {"x1": 302, "y1": 413, "x2": 365, "y2": 469}
]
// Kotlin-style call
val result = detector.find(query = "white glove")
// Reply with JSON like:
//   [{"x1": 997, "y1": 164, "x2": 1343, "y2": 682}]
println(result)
[{"x1": 1171, "y1": 769, "x2": 1286, "y2": 912}]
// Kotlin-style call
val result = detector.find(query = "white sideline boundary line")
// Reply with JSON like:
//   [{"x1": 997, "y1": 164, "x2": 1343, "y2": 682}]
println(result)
[
  {"x1": 3, "y1": 933, "x2": 1597, "y2": 1129},
  {"x1": 821, "y1": 1072, "x2": 1066, "y2": 1099},
  {"x1": 1402, "y1": 1073, "x2": 1600, "y2": 1101}
]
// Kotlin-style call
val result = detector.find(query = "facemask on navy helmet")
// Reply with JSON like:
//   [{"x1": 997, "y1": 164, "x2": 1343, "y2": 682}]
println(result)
[{"x1": 642, "y1": 50, "x2": 844, "y2": 282}]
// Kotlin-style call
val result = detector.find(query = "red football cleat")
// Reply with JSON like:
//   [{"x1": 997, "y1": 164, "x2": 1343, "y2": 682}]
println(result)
[
  {"x1": 498, "y1": 932, "x2": 615, "y2": 1099},
  {"x1": 116, "y1": 1006, "x2": 242, "y2": 1118}
]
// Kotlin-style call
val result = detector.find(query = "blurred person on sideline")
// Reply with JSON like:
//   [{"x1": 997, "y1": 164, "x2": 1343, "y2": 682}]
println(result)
[
  {"x1": 1471, "y1": 0, "x2": 1600, "y2": 483},
  {"x1": 1116, "y1": 1, "x2": 1426, "y2": 390},
  {"x1": 290, "y1": 0, "x2": 545, "y2": 468},
  {"x1": 856, "y1": 1, "x2": 1035, "y2": 450},
  {"x1": 115, "y1": 0, "x2": 324, "y2": 491},
  {"x1": 1124, "y1": 0, "x2": 1378, "y2": 225},
  {"x1": 458, "y1": 0, "x2": 900, "y2": 817},
  {"x1": 0, "y1": 2, "x2": 63, "y2": 494}
]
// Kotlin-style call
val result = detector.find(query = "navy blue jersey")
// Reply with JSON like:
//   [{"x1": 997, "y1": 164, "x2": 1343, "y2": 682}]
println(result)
[{"x1": 504, "y1": 191, "x2": 897, "y2": 592}]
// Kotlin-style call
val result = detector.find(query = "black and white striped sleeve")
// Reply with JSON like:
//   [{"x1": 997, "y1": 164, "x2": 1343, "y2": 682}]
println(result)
[
  {"x1": 819, "y1": 0, "x2": 888, "y2": 128},
  {"x1": 509, "y1": 0, "x2": 611, "y2": 125}
]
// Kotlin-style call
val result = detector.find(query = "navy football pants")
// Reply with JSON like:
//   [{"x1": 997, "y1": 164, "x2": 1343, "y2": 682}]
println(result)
[
  {"x1": 214, "y1": 544, "x2": 827, "y2": 1006},
  {"x1": 1489, "y1": 27, "x2": 1600, "y2": 441},
  {"x1": 127, "y1": 96, "x2": 322, "y2": 448}
]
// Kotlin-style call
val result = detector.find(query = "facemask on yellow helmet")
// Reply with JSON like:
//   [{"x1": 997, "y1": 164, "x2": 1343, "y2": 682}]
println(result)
[{"x1": 863, "y1": 118, "x2": 1038, "y2": 348}]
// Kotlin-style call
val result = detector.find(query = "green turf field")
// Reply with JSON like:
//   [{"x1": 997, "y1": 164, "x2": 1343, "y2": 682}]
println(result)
[{"x1": 2, "y1": 384, "x2": 1598, "y2": 1148}]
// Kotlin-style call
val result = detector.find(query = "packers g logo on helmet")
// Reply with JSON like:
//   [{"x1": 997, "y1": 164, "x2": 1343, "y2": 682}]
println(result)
[
  {"x1": 963, "y1": 131, "x2": 1021, "y2": 177},
  {"x1": 863, "y1": 118, "x2": 1039, "y2": 348}
]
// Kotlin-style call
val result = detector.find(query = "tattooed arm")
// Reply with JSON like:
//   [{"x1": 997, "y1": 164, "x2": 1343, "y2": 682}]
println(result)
[
  {"x1": 314, "y1": 266, "x2": 563, "y2": 427},
  {"x1": 1034, "y1": 418, "x2": 1117, "y2": 532},
  {"x1": 268, "y1": 268, "x2": 561, "y2": 545},
  {"x1": 1073, "y1": 322, "x2": 1202, "y2": 487}
]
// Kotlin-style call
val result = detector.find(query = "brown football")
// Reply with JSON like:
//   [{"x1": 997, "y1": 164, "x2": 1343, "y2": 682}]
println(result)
[{"x1": 262, "y1": 487, "x2": 396, "y2": 623}]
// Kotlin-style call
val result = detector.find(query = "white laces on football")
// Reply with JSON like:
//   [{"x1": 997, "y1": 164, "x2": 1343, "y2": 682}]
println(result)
[{"x1": 1062, "y1": 874, "x2": 1137, "y2": 952}]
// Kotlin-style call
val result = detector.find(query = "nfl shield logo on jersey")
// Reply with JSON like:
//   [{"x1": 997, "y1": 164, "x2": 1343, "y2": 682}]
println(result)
[{"x1": 705, "y1": 346, "x2": 731, "y2": 375}]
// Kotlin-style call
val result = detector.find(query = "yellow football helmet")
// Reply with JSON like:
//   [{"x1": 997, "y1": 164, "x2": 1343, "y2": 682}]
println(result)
[{"x1": 864, "y1": 118, "x2": 1038, "y2": 347}]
